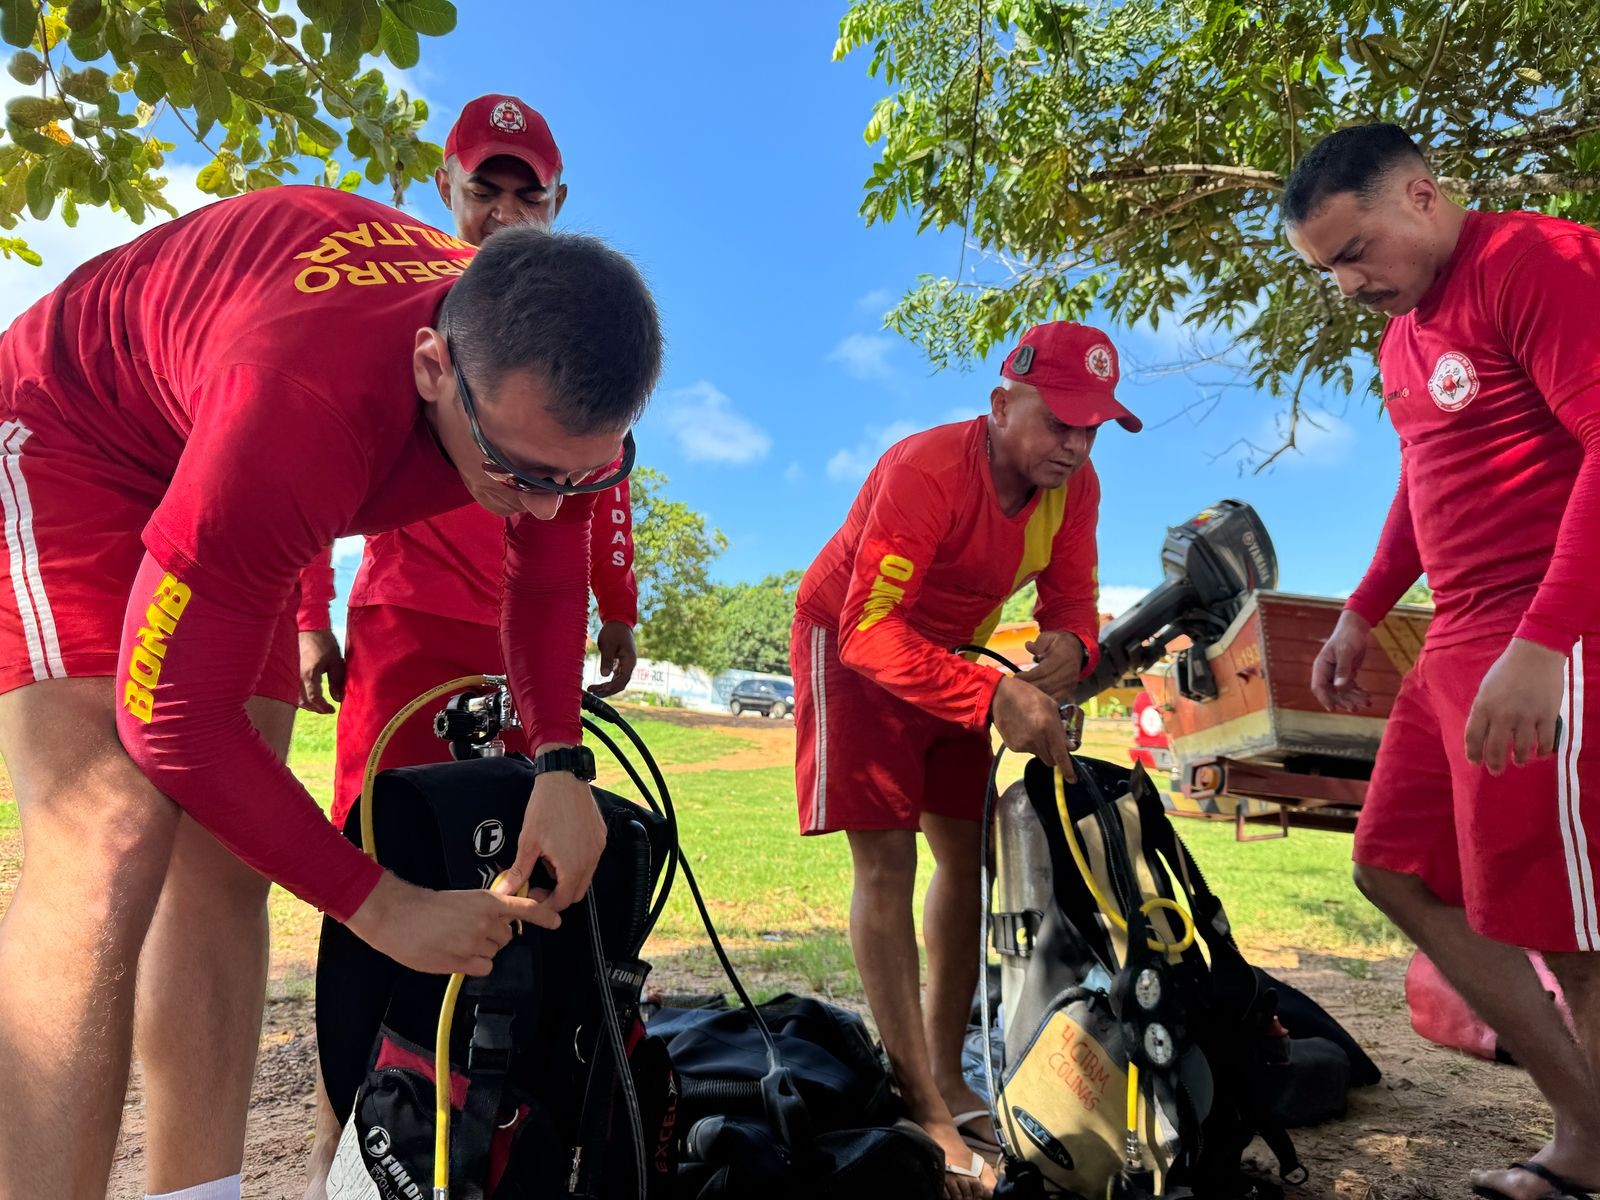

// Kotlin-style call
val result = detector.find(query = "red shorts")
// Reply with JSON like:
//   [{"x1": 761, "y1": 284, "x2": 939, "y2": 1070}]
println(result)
[
  {"x1": 0, "y1": 389, "x2": 298, "y2": 702},
  {"x1": 332, "y1": 603, "x2": 527, "y2": 828},
  {"x1": 1355, "y1": 633, "x2": 1600, "y2": 952},
  {"x1": 790, "y1": 620, "x2": 992, "y2": 834}
]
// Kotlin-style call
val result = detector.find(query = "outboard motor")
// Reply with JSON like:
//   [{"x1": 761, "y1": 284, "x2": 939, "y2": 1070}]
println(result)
[{"x1": 1075, "y1": 500, "x2": 1276, "y2": 705}]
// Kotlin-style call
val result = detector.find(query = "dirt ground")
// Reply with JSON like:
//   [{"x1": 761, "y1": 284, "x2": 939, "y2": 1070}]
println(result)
[
  {"x1": 103, "y1": 954, "x2": 1555, "y2": 1199},
  {"x1": 0, "y1": 711, "x2": 1556, "y2": 1199}
]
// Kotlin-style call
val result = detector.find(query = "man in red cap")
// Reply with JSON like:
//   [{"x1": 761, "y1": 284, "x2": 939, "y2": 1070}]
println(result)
[
  {"x1": 791, "y1": 321, "x2": 1138, "y2": 1198},
  {"x1": 294, "y1": 94, "x2": 640, "y2": 1196},
  {"x1": 296, "y1": 93, "x2": 638, "y2": 836}
]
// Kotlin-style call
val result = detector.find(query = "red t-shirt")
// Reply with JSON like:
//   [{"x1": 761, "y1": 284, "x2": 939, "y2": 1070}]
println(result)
[
  {"x1": 296, "y1": 478, "x2": 637, "y2": 631},
  {"x1": 796, "y1": 417, "x2": 1102, "y2": 729},
  {"x1": 1, "y1": 186, "x2": 595, "y2": 920},
  {"x1": 1348, "y1": 210, "x2": 1600, "y2": 651}
]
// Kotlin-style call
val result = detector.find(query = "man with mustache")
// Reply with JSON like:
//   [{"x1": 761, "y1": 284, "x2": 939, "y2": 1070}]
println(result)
[
  {"x1": 1286, "y1": 123, "x2": 1600, "y2": 1200},
  {"x1": 791, "y1": 321, "x2": 1137, "y2": 1198}
]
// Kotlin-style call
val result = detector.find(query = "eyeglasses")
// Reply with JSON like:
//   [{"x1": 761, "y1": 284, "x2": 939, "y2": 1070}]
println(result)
[{"x1": 449, "y1": 340, "x2": 636, "y2": 496}]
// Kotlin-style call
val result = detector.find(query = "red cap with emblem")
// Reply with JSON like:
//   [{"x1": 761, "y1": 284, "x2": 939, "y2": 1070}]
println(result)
[
  {"x1": 443, "y1": 94, "x2": 563, "y2": 185},
  {"x1": 1000, "y1": 321, "x2": 1142, "y2": 432}
]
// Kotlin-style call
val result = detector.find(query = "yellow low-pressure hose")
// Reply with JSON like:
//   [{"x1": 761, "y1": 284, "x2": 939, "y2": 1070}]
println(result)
[
  {"x1": 1053, "y1": 770, "x2": 1197, "y2": 956},
  {"x1": 358, "y1": 675, "x2": 495, "y2": 861},
  {"x1": 354, "y1": 675, "x2": 508, "y2": 1199},
  {"x1": 434, "y1": 867, "x2": 524, "y2": 1198}
]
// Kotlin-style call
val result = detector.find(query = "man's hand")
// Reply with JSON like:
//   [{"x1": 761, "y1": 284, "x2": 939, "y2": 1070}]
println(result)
[
  {"x1": 499, "y1": 759, "x2": 608, "y2": 910},
  {"x1": 298, "y1": 628, "x2": 346, "y2": 713},
  {"x1": 588, "y1": 621, "x2": 639, "y2": 698},
  {"x1": 1465, "y1": 637, "x2": 1567, "y2": 774},
  {"x1": 990, "y1": 674, "x2": 1078, "y2": 781},
  {"x1": 346, "y1": 870, "x2": 560, "y2": 976},
  {"x1": 1310, "y1": 611, "x2": 1373, "y2": 712},
  {"x1": 1017, "y1": 631, "x2": 1087, "y2": 702}
]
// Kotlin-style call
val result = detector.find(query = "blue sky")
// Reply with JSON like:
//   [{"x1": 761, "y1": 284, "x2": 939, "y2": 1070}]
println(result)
[{"x1": 0, "y1": 0, "x2": 1405, "y2": 621}]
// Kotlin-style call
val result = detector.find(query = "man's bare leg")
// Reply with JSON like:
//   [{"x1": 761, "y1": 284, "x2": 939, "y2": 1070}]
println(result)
[
  {"x1": 0, "y1": 677, "x2": 181, "y2": 1197},
  {"x1": 919, "y1": 814, "x2": 991, "y2": 1139},
  {"x1": 302, "y1": 1064, "x2": 344, "y2": 1200},
  {"x1": 1355, "y1": 865, "x2": 1600, "y2": 1198},
  {"x1": 134, "y1": 695, "x2": 294, "y2": 1193},
  {"x1": 847, "y1": 829, "x2": 993, "y2": 1200}
]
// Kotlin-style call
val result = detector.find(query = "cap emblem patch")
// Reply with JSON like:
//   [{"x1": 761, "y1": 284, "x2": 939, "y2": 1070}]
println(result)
[
  {"x1": 490, "y1": 100, "x2": 526, "y2": 133},
  {"x1": 1085, "y1": 344, "x2": 1114, "y2": 380}
]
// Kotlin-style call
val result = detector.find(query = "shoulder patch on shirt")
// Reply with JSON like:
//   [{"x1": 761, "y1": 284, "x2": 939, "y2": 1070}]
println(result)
[{"x1": 1428, "y1": 351, "x2": 1480, "y2": 412}]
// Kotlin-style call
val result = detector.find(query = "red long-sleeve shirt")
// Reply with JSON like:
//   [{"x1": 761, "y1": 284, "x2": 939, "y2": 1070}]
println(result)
[
  {"x1": 1347, "y1": 210, "x2": 1600, "y2": 650},
  {"x1": 295, "y1": 478, "x2": 637, "y2": 633},
  {"x1": 1, "y1": 186, "x2": 594, "y2": 921},
  {"x1": 796, "y1": 417, "x2": 1101, "y2": 729}
]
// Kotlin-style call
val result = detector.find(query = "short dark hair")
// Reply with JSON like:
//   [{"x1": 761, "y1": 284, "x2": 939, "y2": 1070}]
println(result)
[
  {"x1": 440, "y1": 227, "x2": 663, "y2": 434},
  {"x1": 1281, "y1": 124, "x2": 1427, "y2": 224}
]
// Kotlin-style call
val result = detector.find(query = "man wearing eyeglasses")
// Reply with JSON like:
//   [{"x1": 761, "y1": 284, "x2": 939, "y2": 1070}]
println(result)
[
  {"x1": 294, "y1": 95, "x2": 639, "y2": 838},
  {"x1": 0, "y1": 187, "x2": 660, "y2": 1199}
]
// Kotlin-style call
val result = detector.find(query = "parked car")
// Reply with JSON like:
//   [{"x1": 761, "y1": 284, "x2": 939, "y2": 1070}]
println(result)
[{"x1": 729, "y1": 678, "x2": 794, "y2": 718}]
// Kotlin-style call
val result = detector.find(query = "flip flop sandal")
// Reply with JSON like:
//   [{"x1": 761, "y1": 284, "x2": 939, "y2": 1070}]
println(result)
[
  {"x1": 950, "y1": 1108, "x2": 1003, "y2": 1157},
  {"x1": 946, "y1": 1149, "x2": 987, "y2": 1180},
  {"x1": 1472, "y1": 1160, "x2": 1599, "y2": 1200}
]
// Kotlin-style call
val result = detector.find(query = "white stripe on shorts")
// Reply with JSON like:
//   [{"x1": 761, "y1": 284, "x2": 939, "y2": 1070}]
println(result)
[
  {"x1": 0, "y1": 421, "x2": 65, "y2": 681},
  {"x1": 1558, "y1": 643, "x2": 1598, "y2": 951},
  {"x1": 810, "y1": 624, "x2": 829, "y2": 832}
]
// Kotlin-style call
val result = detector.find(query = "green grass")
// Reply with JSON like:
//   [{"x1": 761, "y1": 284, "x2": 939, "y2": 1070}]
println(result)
[{"x1": 1, "y1": 708, "x2": 1408, "y2": 998}]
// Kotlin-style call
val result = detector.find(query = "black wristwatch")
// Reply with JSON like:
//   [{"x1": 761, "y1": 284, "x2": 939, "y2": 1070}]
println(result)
[{"x1": 530, "y1": 745, "x2": 597, "y2": 783}]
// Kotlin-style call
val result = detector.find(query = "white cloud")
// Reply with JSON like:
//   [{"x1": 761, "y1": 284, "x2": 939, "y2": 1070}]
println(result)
[
  {"x1": 657, "y1": 380, "x2": 772, "y2": 464},
  {"x1": 828, "y1": 332, "x2": 898, "y2": 381},
  {"x1": 1266, "y1": 406, "x2": 1354, "y2": 469},
  {"x1": 0, "y1": 164, "x2": 212, "y2": 330},
  {"x1": 825, "y1": 419, "x2": 921, "y2": 483},
  {"x1": 1097, "y1": 585, "x2": 1151, "y2": 619},
  {"x1": 783, "y1": 461, "x2": 805, "y2": 483},
  {"x1": 855, "y1": 287, "x2": 893, "y2": 313},
  {"x1": 333, "y1": 535, "x2": 366, "y2": 566}
]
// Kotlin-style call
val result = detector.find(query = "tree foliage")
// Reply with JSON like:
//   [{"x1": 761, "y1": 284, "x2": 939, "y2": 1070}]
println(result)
[
  {"x1": 836, "y1": 0, "x2": 1600, "y2": 454},
  {"x1": 1, "y1": 0, "x2": 455, "y2": 263},
  {"x1": 708, "y1": 570, "x2": 802, "y2": 675},
  {"x1": 630, "y1": 467, "x2": 730, "y2": 670}
]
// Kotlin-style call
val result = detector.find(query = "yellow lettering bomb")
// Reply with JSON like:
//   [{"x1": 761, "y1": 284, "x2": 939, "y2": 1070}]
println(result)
[
  {"x1": 856, "y1": 554, "x2": 916, "y2": 631},
  {"x1": 122, "y1": 573, "x2": 192, "y2": 724}
]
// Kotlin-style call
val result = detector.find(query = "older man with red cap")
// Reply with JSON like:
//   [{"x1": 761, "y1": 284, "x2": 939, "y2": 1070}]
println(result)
[{"x1": 791, "y1": 321, "x2": 1139, "y2": 1198}]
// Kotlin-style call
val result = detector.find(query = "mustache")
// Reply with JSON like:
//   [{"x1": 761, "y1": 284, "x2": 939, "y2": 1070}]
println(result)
[{"x1": 1355, "y1": 290, "x2": 1395, "y2": 306}]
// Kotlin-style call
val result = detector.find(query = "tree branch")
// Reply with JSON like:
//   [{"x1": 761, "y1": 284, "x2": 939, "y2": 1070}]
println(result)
[
  {"x1": 1407, "y1": 0, "x2": 1454, "y2": 124},
  {"x1": 1437, "y1": 171, "x2": 1600, "y2": 198},
  {"x1": 1088, "y1": 163, "x2": 1285, "y2": 188},
  {"x1": 238, "y1": 2, "x2": 358, "y2": 113}
]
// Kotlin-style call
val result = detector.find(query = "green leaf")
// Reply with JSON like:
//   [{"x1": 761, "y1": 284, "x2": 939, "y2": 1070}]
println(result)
[
  {"x1": 378, "y1": 5, "x2": 418, "y2": 68},
  {"x1": 132, "y1": 66, "x2": 166, "y2": 104},
  {"x1": 385, "y1": 0, "x2": 455, "y2": 36},
  {"x1": 6, "y1": 96, "x2": 64, "y2": 128},
  {"x1": 60, "y1": 65, "x2": 111, "y2": 100},
  {"x1": 0, "y1": 0, "x2": 34, "y2": 49},
  {"x1": 1515, "y1": 67, "x2": 1543, "y2": 84},
  {"x1": 60, "y1": 192, "x2": 78, "y2": 228},
  {"x1": 6, "y1": 49, "x2": 41, "y2": 83},
  {"x1": 0, "y1": 238, "x2": 43, "y2": 266},
  {"x1": 65, "y1": 0, "x2": 102, "y2": 31},
  {"x1": 195, "y1": 155, "x2": 229, "y2": 193},
  {"x1": 24, "y1": 164, "x2": 54, "y2": 221},
  {"x1": 193, "y1": 65, "x2": 231, "y2": 126},
  {"x1": 339, "y1": 169, "x2": 361, "y2": 190},
  {"x1": 297, "y1": 112, "x2": 341, "y2": 150}
]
